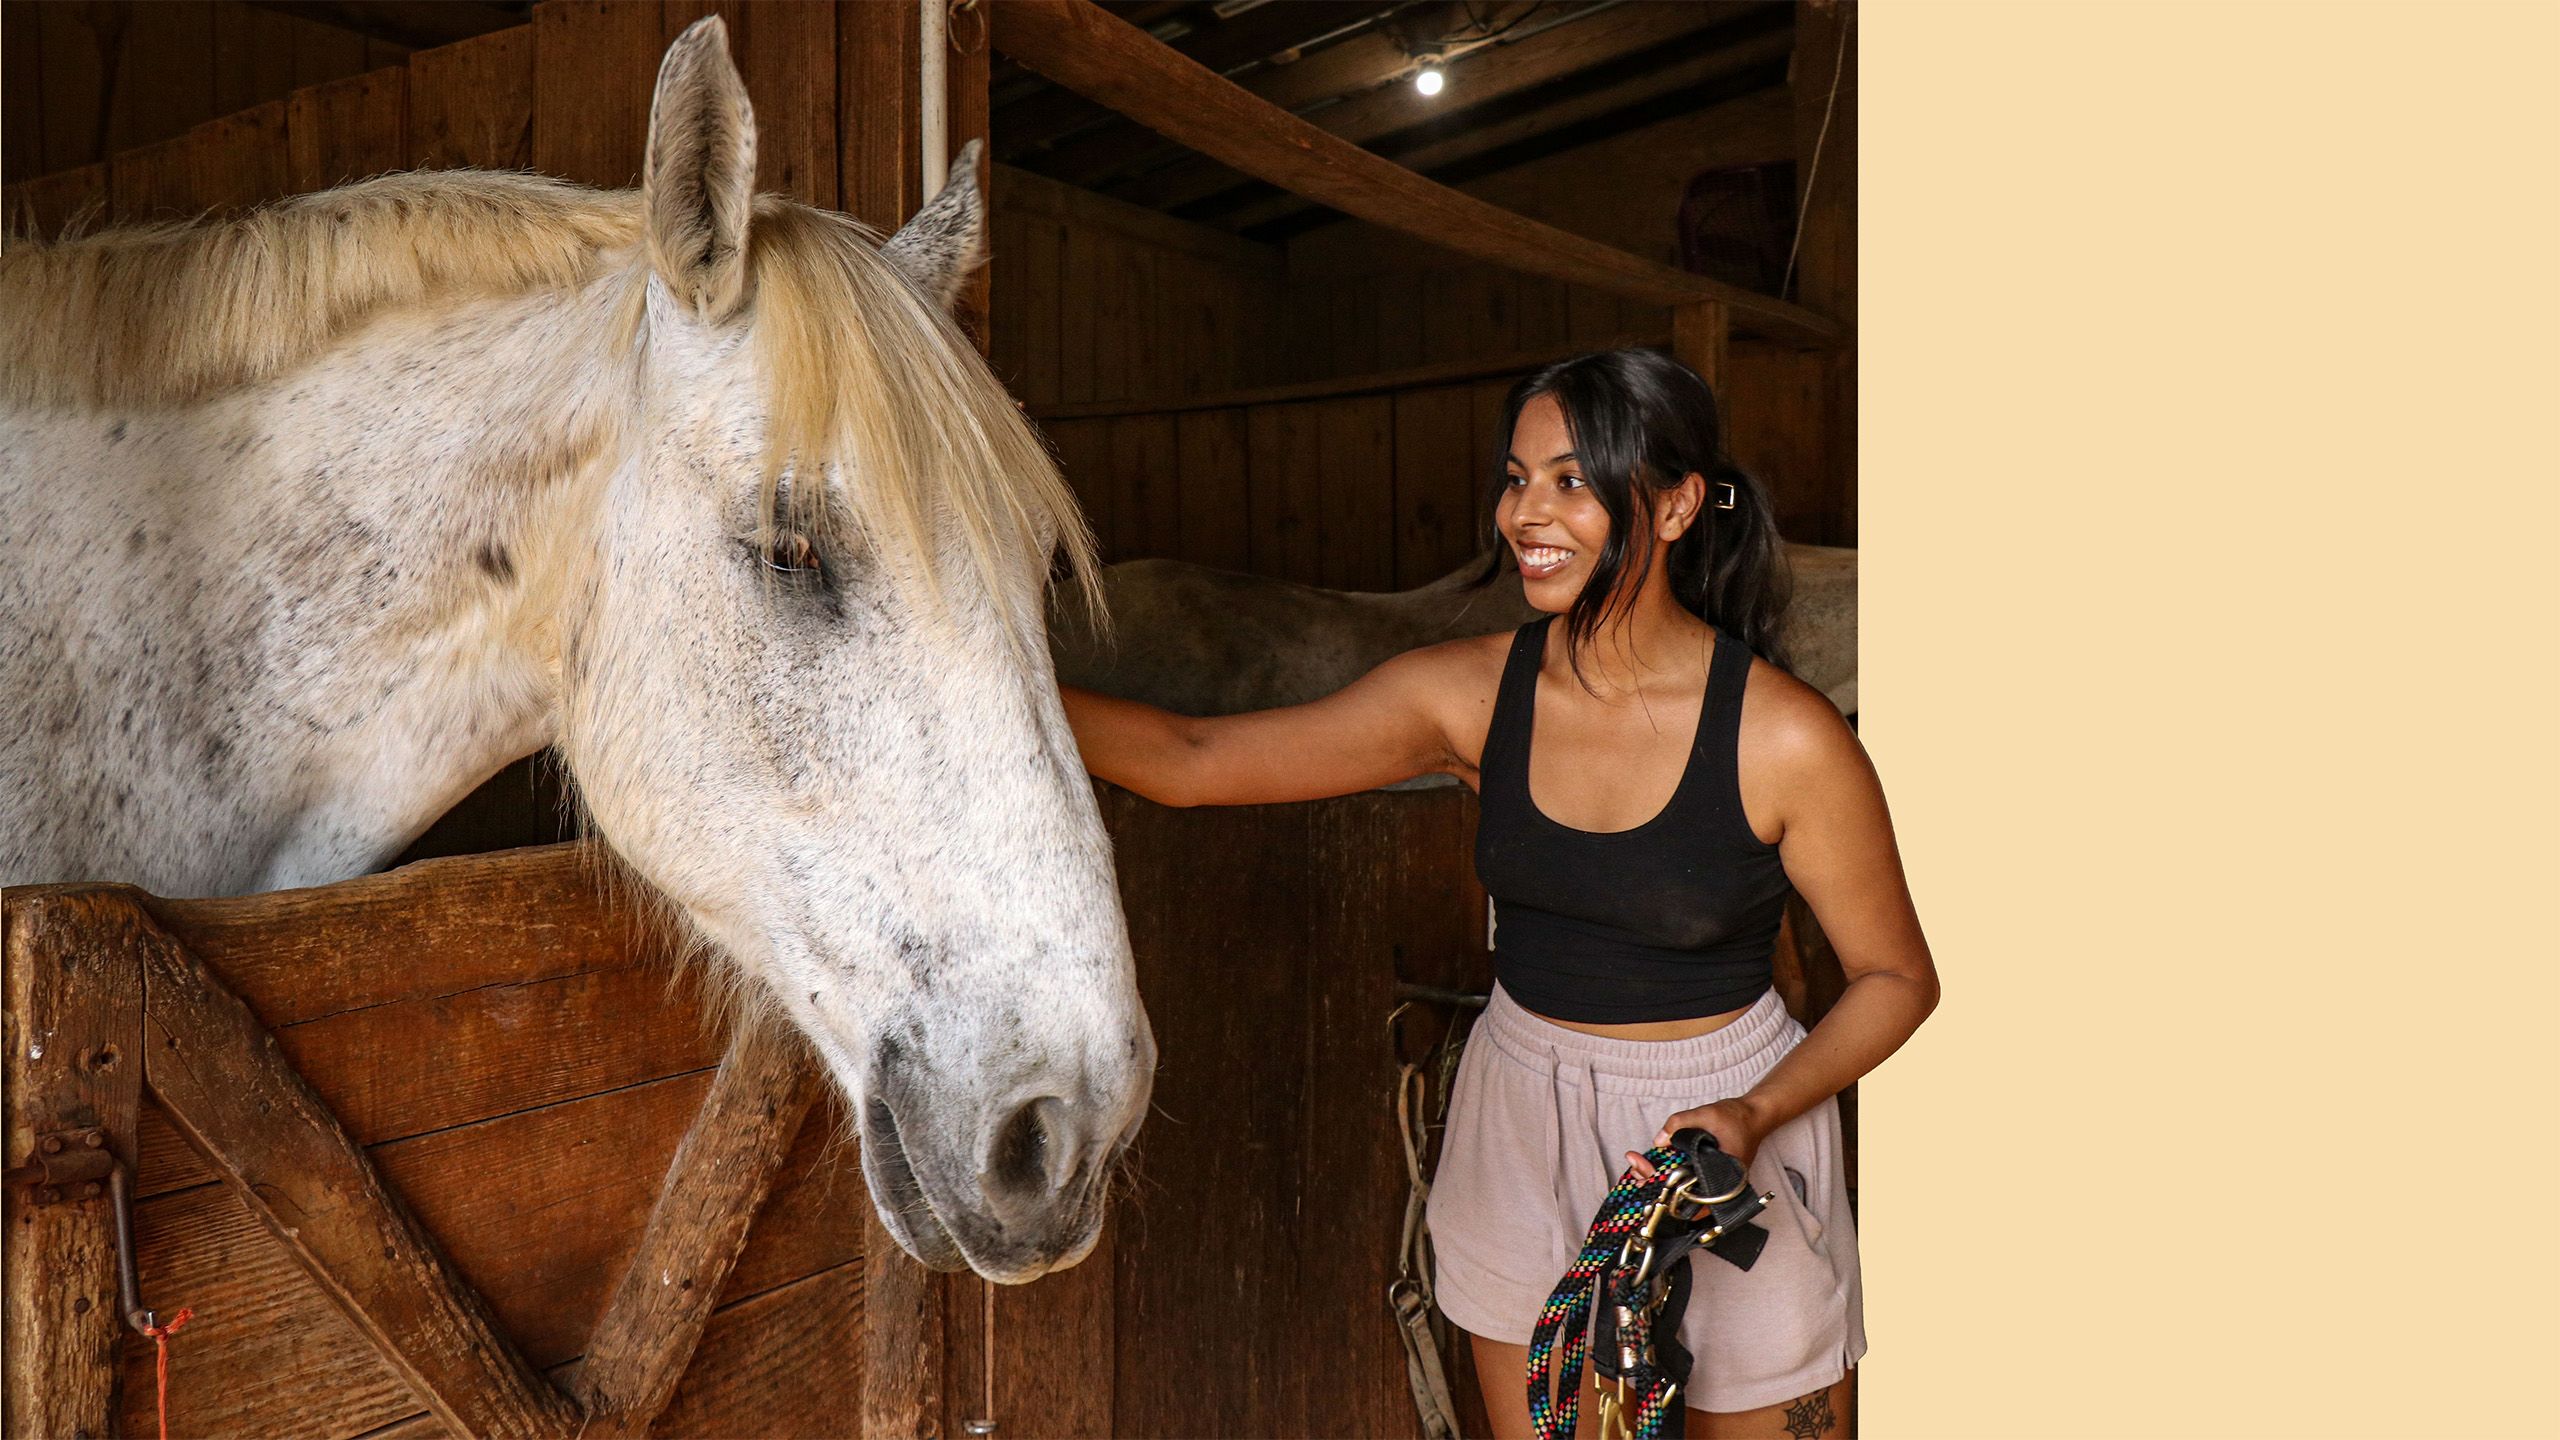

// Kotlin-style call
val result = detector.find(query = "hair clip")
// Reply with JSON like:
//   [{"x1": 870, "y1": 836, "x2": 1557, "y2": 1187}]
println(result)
[{"x1": 1714, "y1": 481, "x2": 1738, "y2": 510}]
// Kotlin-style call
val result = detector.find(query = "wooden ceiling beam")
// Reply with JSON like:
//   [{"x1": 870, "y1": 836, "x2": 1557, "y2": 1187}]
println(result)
[
  {"x1": 1209, "y1": 27, "x2": 1797, "y2": 234},
  {"x1": 990, "y1": 0, "x2": 1836, "y2": 344},
  {"x1": 994, "y1": 0, "x2": 1384, "y2": 162},
  {"x1": 1107, "y1": 1, "x2": 1774, "y2": 212}
]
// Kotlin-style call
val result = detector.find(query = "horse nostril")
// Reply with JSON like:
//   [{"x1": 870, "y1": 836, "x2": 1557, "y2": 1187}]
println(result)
[{"x1": 990, "y1": 1095, "x2": 1069, "y2": 1201}]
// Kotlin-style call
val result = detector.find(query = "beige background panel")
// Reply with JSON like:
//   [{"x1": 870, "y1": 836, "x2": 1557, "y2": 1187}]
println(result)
[{"x1": 1855, "y1": 2, "x2": 2558, "y2": 1435}]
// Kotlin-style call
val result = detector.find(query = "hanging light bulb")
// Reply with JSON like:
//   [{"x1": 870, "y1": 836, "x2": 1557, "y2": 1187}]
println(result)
[{"x1": 1415, "y1": 61, "x2": 1446, "y2": 97}]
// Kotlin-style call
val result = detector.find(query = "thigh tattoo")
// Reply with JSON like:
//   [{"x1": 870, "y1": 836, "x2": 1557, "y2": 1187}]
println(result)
[{"x1": 1781, "y1": 1389, "x2": 1838, "y2": 1438}]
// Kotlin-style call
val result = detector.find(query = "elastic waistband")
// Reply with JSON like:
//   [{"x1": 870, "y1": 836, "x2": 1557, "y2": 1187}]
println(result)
[{"x1": 1474, "y1": 979, "x2": 1796, "y2": 1096}]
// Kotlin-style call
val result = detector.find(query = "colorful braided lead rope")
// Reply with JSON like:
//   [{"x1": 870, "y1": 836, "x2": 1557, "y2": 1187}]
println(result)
[{"x1": 1525, "y1": 1144, "x2": 1690, "y2": 1440}]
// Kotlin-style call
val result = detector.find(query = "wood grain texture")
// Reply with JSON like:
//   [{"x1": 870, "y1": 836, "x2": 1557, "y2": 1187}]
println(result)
[
  {"x1": 532, "y1": 0, "x2": 658, "y2": 189},
  {"x1": 1102, "y1": 790, "x2": 1309, "y2": 1438},
  {"x1": 138, "y1": 902, "x2": 581, "y2": 1440},
  {"x1": 859, "y1": 1203, "x2": 945, "y2": 1440},
  {"x1": 987, "y1": 0, "x2": 1835, "y2": 343},
  {"x1": 407, "y1": 24, "x2": 535, "y2": 171},
  {"x1": 576, "y1": 1014, "x2": 823, "y2": 1438},
  {"x1": 148, "y1": 841, "x2": 654, "y2": 1029},
  {"x1": 288, "y1": 63, "x2": 406, "y2": 194},
  {"x1": 1392, "y1": 384, "x2": 1487, "y2": 590},
  {"x1": 838, "y1": 0, "x2": 921, "y2": 233},
  {"x1": 3, "y1": 887, "x2": 148, "y2": 1440},
  {"x1": 1172, "y1": 407, "x2": 1251, "y2": 574},
  {"x1": 189, "y1": 97, "x2": 294, "y2": 212},
  {"x1": 1673, "y1": 298, "x2": 1732, "y2": 392}
]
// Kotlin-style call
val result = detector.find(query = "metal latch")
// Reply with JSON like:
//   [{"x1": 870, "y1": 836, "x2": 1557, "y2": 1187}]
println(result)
[
  {"x1": 8, "y1": 1128, "x2": 169, "y2": 1335},
  {"x1": 3, "y1": 1126, "x2": 116, "y2": 1205}
]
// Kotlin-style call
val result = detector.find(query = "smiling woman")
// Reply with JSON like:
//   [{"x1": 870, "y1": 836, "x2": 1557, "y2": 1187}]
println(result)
[{"x1": 1060, "y1": 344, "x2": 1935, "y2": 1439}]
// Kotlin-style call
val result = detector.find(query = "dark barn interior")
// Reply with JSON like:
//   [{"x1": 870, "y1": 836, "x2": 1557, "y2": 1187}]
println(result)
[{"x1": 3, "y1": 3, "x2": 1860, "y2": 1436}]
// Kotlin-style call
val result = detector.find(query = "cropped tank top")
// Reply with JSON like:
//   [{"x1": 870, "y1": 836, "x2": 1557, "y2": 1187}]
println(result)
[{"x1": 1472, "y1": 616, "x2": 1793, "y2": 1024}]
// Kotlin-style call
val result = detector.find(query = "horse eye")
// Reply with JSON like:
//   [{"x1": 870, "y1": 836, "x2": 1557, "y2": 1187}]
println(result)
[{"x1": 763, "y1": 529, "x2": 822, "y2": 577}]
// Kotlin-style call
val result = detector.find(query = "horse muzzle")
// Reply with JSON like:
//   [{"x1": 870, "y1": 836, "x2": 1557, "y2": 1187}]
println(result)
[{"x1": 859, "y1": 1050, "x2": 1144, "y2": 1284}]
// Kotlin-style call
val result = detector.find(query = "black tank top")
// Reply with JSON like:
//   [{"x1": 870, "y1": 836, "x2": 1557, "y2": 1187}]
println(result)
[{"x1": 1472, "y1": 616, "x2": 1793, "y2": 1024}]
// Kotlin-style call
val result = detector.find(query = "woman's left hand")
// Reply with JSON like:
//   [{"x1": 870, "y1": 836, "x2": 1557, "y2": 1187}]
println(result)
[{"x1": 1624, "y1": 1099, "x2": 1765, "y2": 1179}]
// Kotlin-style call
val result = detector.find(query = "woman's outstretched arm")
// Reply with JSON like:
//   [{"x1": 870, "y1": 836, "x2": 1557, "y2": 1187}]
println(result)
[{"x1": 1060, "y1": 638, "x2": 1497, "y2": 808}]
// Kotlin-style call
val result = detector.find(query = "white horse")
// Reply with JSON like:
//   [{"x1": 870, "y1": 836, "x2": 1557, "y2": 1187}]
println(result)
[{"x1": 0, "y1": 17, "x2": 1151, "y2": 1284}]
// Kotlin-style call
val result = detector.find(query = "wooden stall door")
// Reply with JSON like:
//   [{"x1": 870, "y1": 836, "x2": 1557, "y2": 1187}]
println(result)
[{"x1": 947, "y1": 787, "x2": 1497, "y2": 1440}]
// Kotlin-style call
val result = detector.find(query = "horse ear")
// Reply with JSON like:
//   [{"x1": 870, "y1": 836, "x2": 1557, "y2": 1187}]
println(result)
[
  {"x1": 644, "y1": 15, "x2": 757, "y2": 322},
  {"x1": 882, "y1": 139, "x2": 987, "y2": 315}
]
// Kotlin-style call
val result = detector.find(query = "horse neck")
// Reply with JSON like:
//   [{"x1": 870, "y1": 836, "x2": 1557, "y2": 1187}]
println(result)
[{"x1": 106, "y1": 267, "x2": 640, "y2": 894}]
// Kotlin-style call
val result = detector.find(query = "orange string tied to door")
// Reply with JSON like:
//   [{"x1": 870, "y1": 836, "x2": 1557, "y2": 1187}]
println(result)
[{"x1": 139, "y1": 1306, "x2": 194, "y2": 1440}]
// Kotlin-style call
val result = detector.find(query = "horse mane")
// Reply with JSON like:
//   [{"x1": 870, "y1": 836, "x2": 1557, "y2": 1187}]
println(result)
[
  {"x1": 0, "y1": 169, "x2": 643, "y2": 414},
  {"x1": 0, "y1": 166, "x2": 1100, "y2": 632}
]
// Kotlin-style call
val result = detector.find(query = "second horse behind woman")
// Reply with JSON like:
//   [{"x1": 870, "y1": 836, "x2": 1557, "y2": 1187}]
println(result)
[{"x1": 1061, "y1": 346, "x2": 1940, "y2": 1440}]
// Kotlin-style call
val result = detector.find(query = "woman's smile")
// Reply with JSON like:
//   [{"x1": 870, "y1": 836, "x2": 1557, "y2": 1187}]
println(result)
[{"x1": 1516, "y1": 543, "x2": 1577, "y2": 579}]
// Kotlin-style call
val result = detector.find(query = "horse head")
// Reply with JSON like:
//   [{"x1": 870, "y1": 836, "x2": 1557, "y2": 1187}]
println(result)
[{"x1": 560, "y1": 17, "x2": 1152, "y2": 1281}]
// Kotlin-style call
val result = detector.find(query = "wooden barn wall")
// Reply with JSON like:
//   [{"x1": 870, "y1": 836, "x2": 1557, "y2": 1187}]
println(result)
[
  {"x1": 0, "y1": 0, "x2": 417, "y2": 187},
  {"x1": 1279, "y1": 88, "x2": 1793, "y2": 382},
  {"x1": 988, "y1": 162, "x2": 1285, "y2": 409},
  {"x1": 1036, "y1": 376, "x2": 1524, "y2": 591},
  {"x1": 1026, "y1": 348, "x2": 1828, "y2": 592},
  {"x1": 1268, "y1": 85, "x2": 1857, "y2": 549},
  {"x1": 0, "y1": 1, "x2": 898, "y2": 232}
]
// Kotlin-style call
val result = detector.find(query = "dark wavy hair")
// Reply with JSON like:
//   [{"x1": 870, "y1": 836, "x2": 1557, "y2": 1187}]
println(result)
[{"x1": 1474, "y1": 346, "x2": 1794, "y2": 684}]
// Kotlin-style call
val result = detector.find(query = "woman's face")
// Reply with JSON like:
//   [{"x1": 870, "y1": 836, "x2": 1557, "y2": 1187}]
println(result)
[{"x1": 1497, "y1": 393, "x2": 1613, "y2": 611}]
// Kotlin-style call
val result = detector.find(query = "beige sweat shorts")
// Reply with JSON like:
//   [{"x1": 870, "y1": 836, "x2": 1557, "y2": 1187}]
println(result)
[{"x1": 1425, "y1": 979, "x2": 1867, "y2": 1415}]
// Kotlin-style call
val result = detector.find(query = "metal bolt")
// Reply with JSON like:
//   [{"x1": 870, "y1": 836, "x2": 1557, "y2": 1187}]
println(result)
[
  {"x1": 82, "y1": 1131, "x2": 104, "y2": 1149},
  {"x1": 964, "y1": 1422, "x2": 1000, "y2": 1436},
  {"x1": 39, "y1": 1136, "x2": 62, "y2": 1155}
]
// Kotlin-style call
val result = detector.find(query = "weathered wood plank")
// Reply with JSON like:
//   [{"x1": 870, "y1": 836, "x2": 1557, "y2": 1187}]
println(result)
[
  {"x1": 1103, "y1": 790, "x2": 1309, "y2": 1438},
  {"x1": 1392, "y1": 384, "x2": 1486, "y2": 589},
  {"x1": 987, "y1": 0, "x2": 1836, "y2": 343},
  {"x1": 131, "y1": 957, "x2": 724, "y2": 1199},
  {"x1": 288, "y1": 64, "x2": 407, "y2": 194},
  {"x1": 860, "y1": 1204, "x2": 945, "y2": 1440},
  {"x1": 4, "y1": 888, "x2": 148, "y2": 1440},
  {"x1": 1316, "y1": 395, "x2": 1396, "y2": 592},
  {"x1": 1172, "y1": 407, "x2": 1251, "y2": 574},
  {"x1": 117, "y1": 1174, "x2": 420, "y2": 1439},
  {"x1": 149, "y1": 841, "x2": 653, "y2": 1029},
  {"x1": 192, "y1": 98, "x2": 296, "y2": 212},
  {"x1": 838, "y1": 0, "x2": 921, "y2": 234},
  {"x1": 138, "y1": 902, "x2": 581, "y2": 1440},
  {"x1": 1673, "y1": 298, "x2": 1731, "y2": 393},
  {"x1": 407, "y1": 24, "x2": 535, "y2": 171},
  {"x1": 650, "y1": 1259, "x2": 865, "y2": 1439},
  {"x1": 532, "y1": 0, "x2": 659, "y2": 189},
  {"x1": 1302, "y1": 792, "x2": 1482, "y2": 1438},
  {"x1": 1105, "y1": 413, "x2": 1180, "y2": 562},
  {"x1": 577, "y1": 1015, "x2": 823, "y2": 1438},
  {"x1": 1246, "y1": 402, "x2": 1322, "y2": 585}
]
